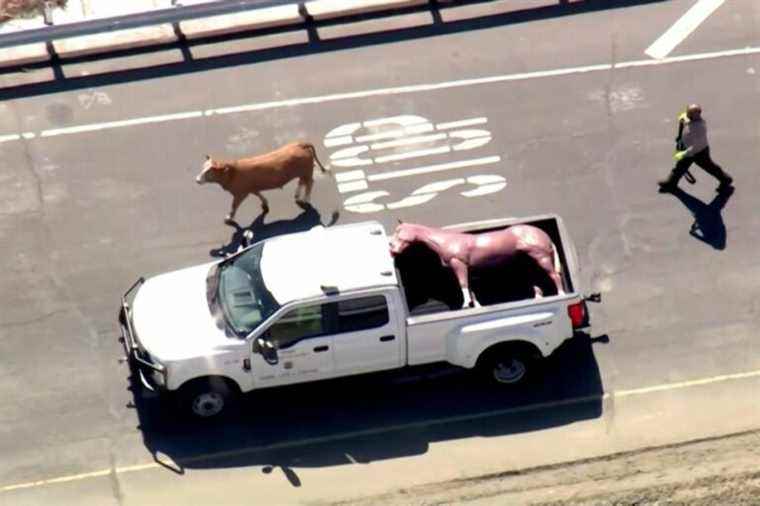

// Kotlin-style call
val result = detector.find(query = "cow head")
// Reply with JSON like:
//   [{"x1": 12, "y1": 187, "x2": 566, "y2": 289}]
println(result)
[{"x1": 196, "y1": 155, "x2": 229, "y2": 185}]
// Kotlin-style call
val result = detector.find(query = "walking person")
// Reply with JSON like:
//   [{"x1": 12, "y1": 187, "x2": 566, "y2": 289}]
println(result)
[{"x1": 658, "y1": 104, "x2": 733, "y2": 193}]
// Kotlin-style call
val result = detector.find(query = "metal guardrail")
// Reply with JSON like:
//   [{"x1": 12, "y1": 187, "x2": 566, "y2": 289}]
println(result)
[{"x1": 0, "y1": 0, "x2": 304, "y2": 50}]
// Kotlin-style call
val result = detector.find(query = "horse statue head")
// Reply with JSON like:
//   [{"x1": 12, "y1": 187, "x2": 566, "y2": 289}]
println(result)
[{"x1": 389, "y1": 220, "x2": 420, "y2": 256}]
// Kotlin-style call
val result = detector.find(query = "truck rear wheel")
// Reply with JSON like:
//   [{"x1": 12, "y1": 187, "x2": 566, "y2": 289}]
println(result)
[
  {"x1": 477, "y1": 346, "x2": 539, "y2": 386},
  {"x1": 178, "y1": 378, "x2": 239, "y2": 421}
]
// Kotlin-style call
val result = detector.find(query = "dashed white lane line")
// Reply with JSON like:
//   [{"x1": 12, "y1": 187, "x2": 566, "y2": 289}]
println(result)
[
  {"x1": 4, "y1": 367, "x2": 760, "y2": 494},
  {"x1": 0, "y1": 45, "x2": 758, "y2": 145},
  {"x1": 645, "y1": 0, "x2": 727, "y2": 60}
]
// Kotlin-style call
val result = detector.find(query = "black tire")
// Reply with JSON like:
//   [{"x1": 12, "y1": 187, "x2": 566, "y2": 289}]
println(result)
[
  {"x1": 477, "y1": 346, "x2": 540, "y2": 386},
  {"x1": 177, "y1": 378, "x2": 239, "y2": 421}
]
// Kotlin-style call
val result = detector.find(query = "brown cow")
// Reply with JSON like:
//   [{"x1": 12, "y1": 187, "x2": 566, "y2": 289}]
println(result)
[{"x1": 195, "y1": 142, "x2": 329, "y2": 223}]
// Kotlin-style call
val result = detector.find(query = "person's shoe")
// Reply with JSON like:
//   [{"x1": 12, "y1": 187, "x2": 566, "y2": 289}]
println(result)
[{"x1": 658, "y1": 179, "x2": 677, "y2": 193}]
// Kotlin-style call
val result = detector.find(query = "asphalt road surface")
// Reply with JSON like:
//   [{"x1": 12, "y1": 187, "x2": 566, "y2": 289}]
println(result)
[{"x1": 1, "y1": 0, "x2": 759, "y2": 504}]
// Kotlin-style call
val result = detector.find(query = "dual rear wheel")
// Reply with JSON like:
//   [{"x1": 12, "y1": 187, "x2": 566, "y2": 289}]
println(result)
[{"x1": 477, "y1": 345, "x2": 541, "y2": 386}]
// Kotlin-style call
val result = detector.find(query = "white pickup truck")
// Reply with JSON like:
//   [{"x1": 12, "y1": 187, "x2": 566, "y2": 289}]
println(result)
[{"x1": 119, "y1": 214, "x2": 599, "y2": 419}]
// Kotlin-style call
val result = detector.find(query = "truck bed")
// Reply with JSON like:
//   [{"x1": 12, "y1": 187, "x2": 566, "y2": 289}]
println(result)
[{"x1": 394, "y1": 216, "x2": 575, "y2": 317}]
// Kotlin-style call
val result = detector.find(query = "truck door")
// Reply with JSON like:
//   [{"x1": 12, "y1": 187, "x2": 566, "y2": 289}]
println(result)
[
  {"x1": 250, "y1": 303, "x2": 335, "y2": 388},
  {"x1": 331, "y1": 293, "x2": 404, "y2": 376}
]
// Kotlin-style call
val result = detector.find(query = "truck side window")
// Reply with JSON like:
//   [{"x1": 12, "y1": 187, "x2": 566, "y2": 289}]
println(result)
[
  {"x1": 268, "y1": 304, "x2": 326, "y2": 349},
  {"x1": 336, "y1": 295, "x2": 389, "y2": 333}
]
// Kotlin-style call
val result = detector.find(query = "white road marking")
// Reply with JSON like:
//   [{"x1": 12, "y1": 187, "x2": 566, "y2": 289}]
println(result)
[
  {"x1": 335, "y1": 169, "x2": 366, "y2": 182},
  {"x1": 461, "y1": 175, "x2": 508, "y2": 196},
  {"x1": 1, "y1": 46, "x2": 757, "y2": 145},
  {"x1": 374, "y1": 146, "x2": 451, "y2": 163},
  {"x1": 328, "y1": 117, "x2": 493, "y2": 172},
  {"x1": 645, "y1": 0, "x2": 726, "y2": 59},
  {"x1": 343, "y1": 174, "x2": 507, "y2": 213},
  {"x1": 355, "y1": 124, "x2": 434, "y2": 143},
  {"x1": 39, "y1": 111, "x2": 204, "y2": 138},
  {"x1": 5, "y1": 367, "x2": 760, "y2": 494},
  {"x1": 370, "y1": 132, "x2": 447, "y2": 150},
  {"x1": 337, "y1": 180, "x2": 369, "y2": 193},
  {"x1": 367, "y1": 156, "x2": 501, "y2": 181},
  {"x1": 436, "y1": 118, "x2": 488, "y2": 130}
]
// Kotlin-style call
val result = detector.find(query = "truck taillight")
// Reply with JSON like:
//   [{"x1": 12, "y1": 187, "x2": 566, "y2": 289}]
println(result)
[{"x1": 568, "y1": 301, "x2": 587, "y2": 329}]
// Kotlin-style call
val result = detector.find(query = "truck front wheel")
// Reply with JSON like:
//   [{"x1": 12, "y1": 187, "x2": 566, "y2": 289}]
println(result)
[
  {"x1": 178, "y1": 378, "x2": 239, "y2": 420},
  {"x1": 477, "y1": 346, "x2": 539, "y2": 386}
]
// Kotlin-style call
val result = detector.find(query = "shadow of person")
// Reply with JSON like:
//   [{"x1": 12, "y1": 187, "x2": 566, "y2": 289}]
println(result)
[
  {"x1": 669, "y1": 185, "x2": 734, "y2": 250},
  {"x1": 210, "y1": 202, "x2": 340, "y2": 258}
]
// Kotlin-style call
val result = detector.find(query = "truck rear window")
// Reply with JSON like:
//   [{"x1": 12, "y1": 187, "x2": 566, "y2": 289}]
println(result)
[{"x1": 336, "y1": 295, "x2": 389, "y2": 333}]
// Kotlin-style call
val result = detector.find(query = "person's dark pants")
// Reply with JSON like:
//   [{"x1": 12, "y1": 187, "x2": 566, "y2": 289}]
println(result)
[{"x1": 663, "y1": 147, "x2": 732, "y2": 187}]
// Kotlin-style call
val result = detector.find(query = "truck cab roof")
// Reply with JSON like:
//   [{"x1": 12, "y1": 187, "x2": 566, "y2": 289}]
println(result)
[{"x1": 259, "y1": 221, "x2": 398, "y2": 305}]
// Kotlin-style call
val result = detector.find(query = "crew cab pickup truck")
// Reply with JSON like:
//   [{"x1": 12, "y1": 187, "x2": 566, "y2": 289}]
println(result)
[{"x1": 119, "y1": 214, "x2": 599, "y2": 419}]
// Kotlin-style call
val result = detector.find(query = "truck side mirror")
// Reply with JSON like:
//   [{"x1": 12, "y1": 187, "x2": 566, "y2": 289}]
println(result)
[{"x1": 253, "y1": 336, "x2": 279, "y2": 365}]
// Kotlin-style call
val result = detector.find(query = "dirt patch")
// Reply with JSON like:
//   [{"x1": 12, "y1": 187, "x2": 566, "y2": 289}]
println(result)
[{"x1": 0, "y1": 0, "x2": 66, "y2": 23}]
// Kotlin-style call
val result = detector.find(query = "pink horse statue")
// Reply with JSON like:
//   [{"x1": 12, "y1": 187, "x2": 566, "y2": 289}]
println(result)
[{"x1": 389, "y1": 221, "x2": 565, "y2": 308}]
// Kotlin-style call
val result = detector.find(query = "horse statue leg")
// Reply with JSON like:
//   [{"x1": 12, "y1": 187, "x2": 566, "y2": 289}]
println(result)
[
  {"x1": 532, "y1": 247, "x2": 565, "y2": 296},
  {"x1": 449, "y1": 257, "x2": 479, "y2": 308}
]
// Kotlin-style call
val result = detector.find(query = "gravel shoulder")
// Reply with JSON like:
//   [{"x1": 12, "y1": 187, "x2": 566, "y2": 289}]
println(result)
[{"x1": 332, "y1": 430, "x2": 760, "y2": 505}]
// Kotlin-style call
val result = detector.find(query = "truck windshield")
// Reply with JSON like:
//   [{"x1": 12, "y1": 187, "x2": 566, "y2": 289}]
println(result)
[{"x1": 213, "y1": 243, "x2": 279, "y2": 336}]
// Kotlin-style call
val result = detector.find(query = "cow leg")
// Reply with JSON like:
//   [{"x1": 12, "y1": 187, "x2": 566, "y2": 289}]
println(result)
[
  {"x1": 253, "y1": 191, "x2": 269, "y2": 212},
  {"x1": 302, "y1": 176, "x2": 315, "y2": 203},
  {"x1": 449, "y1": 257, "x2": 478, "y2": 308},
  {"x1": 225, "y1": 194, "x2": 248, "y2": 224}
]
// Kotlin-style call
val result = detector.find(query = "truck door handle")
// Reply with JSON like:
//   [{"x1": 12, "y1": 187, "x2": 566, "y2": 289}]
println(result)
[
  {"x1": 313, "y1": 345, "x2": 329, "y2": 352},
  {"x1": 379, "y1": 335, "x2": 395, "y2": 342}
]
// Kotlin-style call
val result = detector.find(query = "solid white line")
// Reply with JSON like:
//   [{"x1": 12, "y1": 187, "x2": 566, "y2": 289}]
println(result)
[
  {"x1": 0, "y1": 134, "x2": 21, "y2": 143},
  {"x1": 615, "y1": 369, "x2": 760, "y2": 397},
  {"x1": 0, "y1": 45, "x2": 754, "y2": 144},
  {"x1": 645, "y1": 0, "x2": 726, "y2": 59},
  {"x1": 621, "y1": 45, "x2": 759, "y2": 68},
  {"x1": 40, "y1": 111, "x2": 204, "y2": 137},
  {"x1": 367, "y1": 156, "x2": 501, "y2": 181},
  {"x1": 5, "y1": 367, "x2": 760, "y2": 494}
]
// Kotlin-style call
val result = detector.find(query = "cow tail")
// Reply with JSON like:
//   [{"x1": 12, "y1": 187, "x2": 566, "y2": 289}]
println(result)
[{"x1": 306, "y1": 143, "x2": 330, "y2": 174}]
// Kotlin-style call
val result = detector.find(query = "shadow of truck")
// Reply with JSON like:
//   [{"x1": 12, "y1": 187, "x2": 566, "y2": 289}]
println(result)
[{"x1": 127, "y1": 332, "x2": 605, "y2": 475}]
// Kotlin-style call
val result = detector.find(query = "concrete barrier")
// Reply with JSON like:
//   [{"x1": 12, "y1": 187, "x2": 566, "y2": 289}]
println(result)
[
  {"x1": 53, "y1": 25, "x2": 178, "y2": 59},
  {"x1": 0, "y1": 18, "x2": 49, "y2": 69},
  {"x1": 304, "y1": 0, "x2": 428, "y2": 21},
  {"x1": 179, "y1": 4, "x2": 303, "y2": 40},
  {"x1": 0, "y1": 0, "x2": 573, "y2": 67}
]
